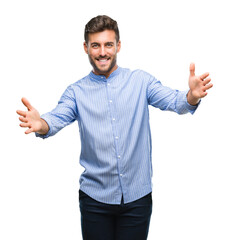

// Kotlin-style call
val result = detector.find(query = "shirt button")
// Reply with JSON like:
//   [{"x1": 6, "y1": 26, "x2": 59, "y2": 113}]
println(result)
[
  {"x1": 115, "y1": 136, "x2": 119, "y2": 139},
  {"x1": 112, "y1": 118, "x2": 115, "y2": 121},
  {"x1": 120, "y1": 174, "x2": 123, "y2": 177},
  {"x1": 107, "y1": 83, "x2": 110, "y2": 86},
  {"x1": 118, "y1": 155, "x2": 121, "y2": 159},
  {"x1": 109, "y1": 100, "x2": 113, "y2": 103}
]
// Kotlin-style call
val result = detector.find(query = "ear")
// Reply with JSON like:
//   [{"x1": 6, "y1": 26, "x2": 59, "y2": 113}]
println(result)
[
  {"x1": 84, "y1": 42, "x2": 88, "y2": 54},
  {"x1": 117, "y1": 40, "x2": 121, "y2": 53}
]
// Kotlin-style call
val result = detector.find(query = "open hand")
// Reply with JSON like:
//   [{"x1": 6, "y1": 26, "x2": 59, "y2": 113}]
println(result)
[
  {"x1": 188, "y1": 63, "x2": 213, "y2": 105},
  {"x1": 16, "y1": 98, "x2": 43, "y2": 134}
]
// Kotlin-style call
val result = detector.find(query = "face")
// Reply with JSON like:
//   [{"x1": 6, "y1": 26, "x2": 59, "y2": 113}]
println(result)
[{"x1": 84, "y1": 30, "x2": 121, "y2": 78}]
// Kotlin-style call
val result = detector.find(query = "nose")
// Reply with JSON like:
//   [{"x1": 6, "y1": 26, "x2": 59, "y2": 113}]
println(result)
[{"x1": 99, "y1": 45, "x2": 106, "y2": 57}]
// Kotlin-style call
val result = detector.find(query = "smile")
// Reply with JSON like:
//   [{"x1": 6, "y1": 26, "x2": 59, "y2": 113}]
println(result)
[{"x1": 96, "y1": 58, "x2": 111, "y2": 64}]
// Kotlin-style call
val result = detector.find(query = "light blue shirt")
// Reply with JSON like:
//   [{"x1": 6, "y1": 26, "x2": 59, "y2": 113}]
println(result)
[{"x1": 36, "y1": 66, "x2": 198, "y2": 204}]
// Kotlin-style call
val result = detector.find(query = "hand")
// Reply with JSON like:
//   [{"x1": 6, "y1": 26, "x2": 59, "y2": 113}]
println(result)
[
  {"x1": 188, "y1": 63, "x2": 213, "y2": 105},
  {"x1": 16, "y1": 98, "x2": 47, "y2": 134}
]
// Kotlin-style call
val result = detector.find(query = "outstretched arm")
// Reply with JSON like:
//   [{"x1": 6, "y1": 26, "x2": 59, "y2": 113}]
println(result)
[
  {"x1": 187, "y1": 63, "x2": 213, "y2": 105},
  {"x1": 16, "y1": 98, "x2": 49, "y2": 135}
]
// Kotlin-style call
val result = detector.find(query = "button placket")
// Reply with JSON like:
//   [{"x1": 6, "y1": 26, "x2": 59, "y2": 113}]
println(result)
[{"x1": 106, "y1": 81, "x2": 123, "y2": 182}]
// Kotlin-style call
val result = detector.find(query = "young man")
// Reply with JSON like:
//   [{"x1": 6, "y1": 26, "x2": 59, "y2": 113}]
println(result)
[{"x1": 17, "y1": 15, "x2": 213, "y2": 240}]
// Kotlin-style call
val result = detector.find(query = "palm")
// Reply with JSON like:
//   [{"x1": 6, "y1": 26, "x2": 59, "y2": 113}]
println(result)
[
  {"x1": 188, "y1": 63, "x2": 212, "y2": 99},
  {"x1": 25, "y1": 108, "x2": 42, "y2": 130},
  {"x1": 16, "y1": 98, "x2": 42, "y2": 134}
]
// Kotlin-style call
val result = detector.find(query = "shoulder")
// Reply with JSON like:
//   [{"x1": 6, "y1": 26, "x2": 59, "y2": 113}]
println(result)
[
  {"x1": 120, "y1": 67, "x2": 155, "y2": 83},
  {"x1": 59, "y1": 75, "x2": 90, "y2": 100},
  {"x1": 65, "y1": 74, "x2": 94, "y2": 94},
  {"x1": 71, "y1": 75, "x2": 90, "y2": 88}
]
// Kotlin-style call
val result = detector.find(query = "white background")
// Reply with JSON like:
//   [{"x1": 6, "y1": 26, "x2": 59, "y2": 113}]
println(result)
[{"x1": 1, "y1": 0, "x2": 228, "y2": 239}]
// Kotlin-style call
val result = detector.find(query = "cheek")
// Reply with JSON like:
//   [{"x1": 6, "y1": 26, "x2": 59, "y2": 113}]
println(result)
[
  {"x1": 88, "y1": 49, "x2": 99, "y2": 58},
  {"x1": 108, "y1": 49, "x2": 117, "y2": 56}
]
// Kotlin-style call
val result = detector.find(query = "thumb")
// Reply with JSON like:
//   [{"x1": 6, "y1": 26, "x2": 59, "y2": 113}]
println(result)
[
  {"x1": 189, "y1": 63, "x2": 195, "y2": 77},
  {"x1": 21, "y1": 97, "x2": 33, "y2": 110}
]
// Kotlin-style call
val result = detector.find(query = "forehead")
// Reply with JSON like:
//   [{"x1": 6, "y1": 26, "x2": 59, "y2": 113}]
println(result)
[{"x1": 88, "y1": 30, "x2": 116, "y2": 43}]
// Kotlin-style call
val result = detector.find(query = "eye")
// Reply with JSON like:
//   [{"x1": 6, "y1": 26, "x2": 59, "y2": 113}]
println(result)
[
  {"x1": 91, "y1": 43, "x2": 99, "y2": 48},
  {"x1": 106, "y1": 42, "x2": 114, "y2": 47}
]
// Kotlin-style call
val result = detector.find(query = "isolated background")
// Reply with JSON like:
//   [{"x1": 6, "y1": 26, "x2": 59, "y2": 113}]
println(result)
[{"x1": 1, "y1": 0, "x2": 228, "y2": 239}]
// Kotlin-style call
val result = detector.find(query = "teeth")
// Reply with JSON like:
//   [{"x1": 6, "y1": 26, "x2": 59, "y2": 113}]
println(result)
[{"x1": 99, "y1": 59, "x2": 109, "y2": 62}]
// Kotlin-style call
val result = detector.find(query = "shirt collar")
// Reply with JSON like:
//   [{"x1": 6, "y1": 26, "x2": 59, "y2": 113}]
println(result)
[{"x1": 89, "y1": 66, "x2": 122, "y2": 82}]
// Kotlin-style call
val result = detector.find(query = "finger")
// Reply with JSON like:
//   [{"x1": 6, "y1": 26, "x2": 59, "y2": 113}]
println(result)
[
  {"x1": 202, "y1": 92, "x2": 208, "y2": 97},
  {"x1": 20, "y1": 122, "x2": 31, "y2": 128},
  {"x1": 199, "y1": 90, "x2": 208, "y2": 98},
  {"x1": 16, "y1": 110, "x2": 26, "y2": 117},
  {"x1": 203, "y1": 78, "x2": 211, "y2": 85},
  {"x1": 200, "y1": 72, "x2": 210, "y2": 80},
  {"x1": 21, "y1": 97, "x2": 33, "y2": 111},
  {"x1": 203, "y1": 83, "x2": 213, "y2": 91},
  {"x1": 19, "y1": 116, "x2": 28, "y2": 123},
  {"x1": 25, "y1": 128, "x2": 34, "y2": 134},
  {"x1": 190, "y1": 63, "x2": 195, "y2": 77}
]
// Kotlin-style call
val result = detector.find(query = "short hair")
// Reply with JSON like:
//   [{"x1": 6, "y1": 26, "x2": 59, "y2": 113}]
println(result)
[{"x1": 84, "y1": 15, "x2": 120, "y2": 44}]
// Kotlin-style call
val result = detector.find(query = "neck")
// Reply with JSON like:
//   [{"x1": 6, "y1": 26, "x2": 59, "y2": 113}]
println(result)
[{"x1": 93, "y1": 64, "x2": 118, "y2": 79}]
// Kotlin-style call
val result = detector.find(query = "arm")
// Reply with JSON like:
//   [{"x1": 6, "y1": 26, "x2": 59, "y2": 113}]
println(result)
[
  {"x1": 147, "y1": 76, "x2": 197, "y2": 115},
  {"x1": 17, "y1": 86, "x2": 79, "y2": 138},
  {"x1": 187, "y1": 63, "x2": 213, "y2": 105},
  {"x1": 147, "y1": 63, "x2": 213, "y2": 114},
  {"x1": 17, "y1": 98, "x2": 49, "y2": 135}
]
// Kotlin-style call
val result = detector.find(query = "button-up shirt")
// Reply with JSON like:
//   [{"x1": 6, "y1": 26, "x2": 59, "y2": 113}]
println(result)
[{"x1": 36, "y1": 66, "x2": 198, "y2": 204}]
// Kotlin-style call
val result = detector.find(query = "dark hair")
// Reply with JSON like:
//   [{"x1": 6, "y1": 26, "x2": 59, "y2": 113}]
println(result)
[{"x1": 84, "y1": 15, "x2": 120, "y2": 44}]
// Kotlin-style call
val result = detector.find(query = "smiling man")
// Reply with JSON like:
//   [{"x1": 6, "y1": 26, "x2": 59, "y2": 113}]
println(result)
[
  {"x1": 17, "y1": 15, "x2": 213, "y2": 240},
  {"x1": 84, "y1": 29, "x2": 121, "y2": 78}
]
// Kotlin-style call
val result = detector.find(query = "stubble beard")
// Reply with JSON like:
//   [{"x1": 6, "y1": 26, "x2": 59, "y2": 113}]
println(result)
[{"x1": 88, "y1": 54, "x2": 117, "y2": 76}]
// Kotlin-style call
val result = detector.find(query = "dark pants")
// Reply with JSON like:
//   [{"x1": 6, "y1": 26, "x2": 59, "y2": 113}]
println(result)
[{"x1": 79, "y1": 190, "x2": 152, "y2": 240}]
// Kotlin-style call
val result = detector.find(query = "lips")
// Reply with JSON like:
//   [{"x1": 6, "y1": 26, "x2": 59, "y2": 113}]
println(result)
[
  {"x1": 96, "y1": 57, "x2": 111, "y2": 64},
  {"x1": 99, "y1": 59, "x2": 108, "y2": 62}
]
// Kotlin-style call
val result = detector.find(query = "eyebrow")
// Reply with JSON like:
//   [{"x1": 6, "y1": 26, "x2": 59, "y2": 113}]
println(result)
[{"x1": 90, "y1": 41, "x2": 114, "y2": 45}]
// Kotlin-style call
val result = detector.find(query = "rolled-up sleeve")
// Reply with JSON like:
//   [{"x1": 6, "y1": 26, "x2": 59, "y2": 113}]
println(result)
[
  {"x1": 147, "y1": 75, "x2": 199, "y2": 114},
  {"x1": 36, "y1": 85, "x2": 79, "y2": 139}
]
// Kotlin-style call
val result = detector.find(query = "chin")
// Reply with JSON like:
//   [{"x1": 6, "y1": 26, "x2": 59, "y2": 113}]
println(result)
[
  {"x1": 95, "y1": 62, "x2": 115, "y2": 74},
  {"x1": 89, "y1": 55, "x2": 117, "y2": 76},
  {"x1": 97, "y1": 66, "x2": 110, "y2": 73}
]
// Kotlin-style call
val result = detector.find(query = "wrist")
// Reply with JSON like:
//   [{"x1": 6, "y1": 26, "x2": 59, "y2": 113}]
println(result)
[
  {"x1": 36, "y1": 118, "x2": 49, "y2": 135},
  {"x1": 187, "y1": 90, "x2": 200, "y2": 106}
]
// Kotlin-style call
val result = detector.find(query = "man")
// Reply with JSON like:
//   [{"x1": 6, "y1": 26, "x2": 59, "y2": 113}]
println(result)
[{"x1": 17, "y1": 15, "x2": 213, "y2": 240}]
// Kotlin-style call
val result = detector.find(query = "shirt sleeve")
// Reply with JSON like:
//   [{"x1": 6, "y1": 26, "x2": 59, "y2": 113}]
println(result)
[
  {"x1": 35, "y1": 85, "x2": 79, "y2": 139},
  {"x1": 147, "y1": 74, "x2": 199, "y2": 114}
]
